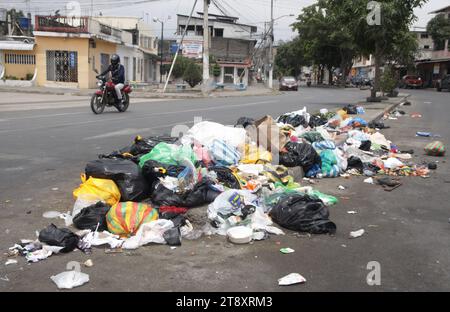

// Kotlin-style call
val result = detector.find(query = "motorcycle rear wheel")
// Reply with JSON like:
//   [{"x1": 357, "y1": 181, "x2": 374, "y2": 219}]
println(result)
[
  {"x1": 117, "y1": 93, "x2": 130, "y2": 112},
  {"x1": 91, "y1": 94, "x2": 105, "y2": 114}
]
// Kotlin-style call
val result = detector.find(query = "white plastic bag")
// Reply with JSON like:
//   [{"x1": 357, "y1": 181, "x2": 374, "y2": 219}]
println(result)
[
  {"x1": 122, "y1": 219, "x2": 174, "y2": 249},
  {"x1": 181, "y1": 121, "x2": 247, "y2": 148},
  {"x1": 50, "y1": 271, "x2": 89, "y2": 289},
  {"x1": 383, "y1": 157, "x2": 404, "y2": 169}
]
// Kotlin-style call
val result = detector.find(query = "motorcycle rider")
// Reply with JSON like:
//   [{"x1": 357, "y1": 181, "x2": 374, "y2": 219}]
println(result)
[{"x1": 100, "y1": 54, "x2": 125, "y2": 105}]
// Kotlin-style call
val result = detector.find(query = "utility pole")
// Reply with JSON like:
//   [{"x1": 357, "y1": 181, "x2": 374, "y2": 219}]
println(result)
[
  {"x1": 202, "y1": 0, "x2": 210, "y2": 95},
  {"x1": 268, "y1": 0, "x2": 274, "y2": 89},
  {"x1": 160, "y1": 21, "x2": 164, "y2": 83}
]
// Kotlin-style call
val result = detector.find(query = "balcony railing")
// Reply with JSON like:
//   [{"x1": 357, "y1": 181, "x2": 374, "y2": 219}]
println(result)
[{"x1": 35, "y1": 16, "x2": 89, "y2": 33}]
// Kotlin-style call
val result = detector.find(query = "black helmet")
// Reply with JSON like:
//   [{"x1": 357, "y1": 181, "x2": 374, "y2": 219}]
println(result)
[{"x1": 110, "y1": 54, "x2": 120, "y2": 66}]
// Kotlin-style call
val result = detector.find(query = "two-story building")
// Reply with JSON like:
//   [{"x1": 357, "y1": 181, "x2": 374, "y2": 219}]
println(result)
[
  {"x1": 415, "y1": 5, "x2": 450, "y2": 87},
  {"x1": 92, "y1": 16, "x2": 160, "y2": 84},
  {"x1": 176, "y1": 13, "x2": 257, "y2": 86}
]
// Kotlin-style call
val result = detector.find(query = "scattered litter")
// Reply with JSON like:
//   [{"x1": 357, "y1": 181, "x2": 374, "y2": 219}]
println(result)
[
  {"x1": 280, "y1": 248, "x2": 295, "y2": 254},
  {"x1": 42, "y1": 211, "x2": 62, "y2": 219},
  {"x1": 278, "y1": 273, "x2": 306, "y2": 286},
  {"x1": 428, "y1": 163, "x2": 437, "y2": 170},
  {"x1": 83, "y1": 259, "x2": 94, "y2": 267},
  {"x1": 50, "y1": 271, "x2": 89, "y2": 289},
  {"x1": 5, "y1": 259, "x2": 18, "y2": 266},
  {"x1": 341, "y1": 244, "x2": 347, "y2": 248},
  {"x1": 364, "y1": 177, "x2": 374, "y2": 184},
  {"x1": 410, "y1": 113, "x2": 422, "y2": 118},
  {"x1": 350, "y1": 229, "x2": 365, "y2": 238},
  {"x1": 0, "y1": 275, "x2": 9, "y2": 282},
  {"x1": 424, "y1": 141, "x2": 446, "y2": 157},
  {"x1": 170, "y1": 246, "x2": 177, "y2": 250},
  {"x1": 347, "y1": 211, "x2": 357, "y2": 214},
  {"x1": 338, "y1": 185, "x2": 346, "y2": 190},
  {"x1": 51, "y1": 188, "x2": 59, "y2": 191}
]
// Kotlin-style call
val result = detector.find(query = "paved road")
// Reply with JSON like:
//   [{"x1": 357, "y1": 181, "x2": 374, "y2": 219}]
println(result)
[{"x1": 0, "y1": 87, "x2": 448, "y2": 291}]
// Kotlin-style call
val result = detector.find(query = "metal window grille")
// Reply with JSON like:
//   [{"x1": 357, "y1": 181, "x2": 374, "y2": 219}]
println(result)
[
  {"x1": 46, "y1": 50, "x2": 78, "y2": 82},
  {"x1": 5, "y1": 53, "x2": 35, "y2": 64}
]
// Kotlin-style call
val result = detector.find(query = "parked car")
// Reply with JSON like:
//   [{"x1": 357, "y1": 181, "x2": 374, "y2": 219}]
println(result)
[
  {"x1": 400, "y1": 75, "x2": 423, "y2": 89},
  {"x1": 436, "y1": 74, "x2": 450, "y2": 92},
  {"x1": 279, "y1": 76, "x2": 298, "y2": 91},
  {"x1": 351, "y1": 76, "x2": 372, "y2": 87}
]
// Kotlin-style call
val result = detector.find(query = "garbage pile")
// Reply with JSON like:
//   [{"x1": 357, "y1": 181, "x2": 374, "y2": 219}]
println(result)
[{"x1": 7, "y1": 103, "x2": 443, "y2": 276}]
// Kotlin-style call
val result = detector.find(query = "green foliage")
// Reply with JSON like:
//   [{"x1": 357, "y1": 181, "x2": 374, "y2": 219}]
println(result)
[
  {"x1": 380, "y1": 66, "x2": 397, "y2": 94},
  {"x1": 275, "y1": 37, "x2": 309, "y2": 78},
  {"x1": 427, "y1": 14, "x2": 450, "y2": 50},
  {"x1": 212, "y1": 63, "x2": 221, "y2": 77},
  {"x1": 183, "y1": 62, "x2": 202, "y2": 88},
  {"x1": 172, "y1": 56, "x2": 190, "y2": 79},
  {"x1": 26, "y1": 73, "x2": 34, "y2": 81}
]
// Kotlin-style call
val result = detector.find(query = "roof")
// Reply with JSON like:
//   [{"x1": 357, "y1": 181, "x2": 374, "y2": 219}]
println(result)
[
  {"x1": 0, "y1": 41, "x2": 35, "y2": 51},
  {"x1": 429, "y1": 5, "x2": 450, "y2": 14},
  {"x1": 177, "y1": 14, "x2": 257, "y2": 32}
]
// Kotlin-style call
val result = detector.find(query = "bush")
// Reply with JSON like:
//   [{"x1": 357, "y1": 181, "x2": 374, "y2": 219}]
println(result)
[
  {"x1": 183, "y1": 62, "x2": 202, "y2": 88},
  {"x1": 380, "y1": 67, "x2": 397, "y2": 95},
  {"x1": 26, "y1": 73, "x2": 34, "y2": 81},
  {"x1": 172, "y1": 56, "x2": 190, "y2": 79},
  {"x1": 212, "y1": 63, "x2": 221, "y2": 77}
]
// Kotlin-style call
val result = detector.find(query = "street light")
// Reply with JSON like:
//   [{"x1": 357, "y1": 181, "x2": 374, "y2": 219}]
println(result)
[
  {"x1": 154, "y1": 16, "x2": 171, "y2": 84},
  {"x1": 153, "y1": 17, "x2": 164, "y2": 83}
]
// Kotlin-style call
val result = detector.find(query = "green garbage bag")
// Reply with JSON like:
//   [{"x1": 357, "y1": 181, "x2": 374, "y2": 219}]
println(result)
[
  {"x1": 139, "y1": 143, "x2": 197, "y2": 168},
  {"x1": 320, "y1": 150, "x2": 337, "y2": 173},
  {"x1": 309, "y1": 190, "x2": 338, "y2": 206},
  {"x1": 300, "y1": 131, "x2": 324, "y2": 143}
]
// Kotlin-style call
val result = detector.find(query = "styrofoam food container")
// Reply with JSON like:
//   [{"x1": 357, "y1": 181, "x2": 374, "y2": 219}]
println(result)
[{"x1": 226, "y1": 226, "x2": 253, "y2": 244}]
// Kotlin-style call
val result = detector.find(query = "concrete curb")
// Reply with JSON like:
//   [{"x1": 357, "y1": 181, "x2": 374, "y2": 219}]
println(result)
[
  {"x1": 369, "y1": 94, "x2": 411, "y2": 123},
  {"x1": 0, "y1": 87, "x2": 279, "y2": 100}
]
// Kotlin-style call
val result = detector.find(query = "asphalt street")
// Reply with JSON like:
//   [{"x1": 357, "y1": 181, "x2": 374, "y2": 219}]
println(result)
[{"x1": 0, "y1": 87, "x2": 448, "y2": 291}]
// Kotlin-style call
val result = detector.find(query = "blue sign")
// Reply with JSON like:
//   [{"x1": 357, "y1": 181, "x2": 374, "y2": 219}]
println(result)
[
  {"x1": 69, "y1": 52, "x2": 76, "y2": 68},
  {"x1": 170, "y1": 43, "x2": 180, "y2": 54}
]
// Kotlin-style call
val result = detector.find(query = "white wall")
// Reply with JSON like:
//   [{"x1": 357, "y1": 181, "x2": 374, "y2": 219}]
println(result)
[{"x1": 117, "y1": 45, "x2": 144, "y2": 82}]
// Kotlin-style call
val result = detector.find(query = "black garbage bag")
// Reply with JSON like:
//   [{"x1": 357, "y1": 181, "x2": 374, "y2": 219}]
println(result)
[
  {"x1": 85, "y1": 158, "x2": 150, "y2": 202},
  {"x1": 368, "y1": 121, "x2": 390, "y2": 130},
  {"x1": 343, "y1": 104, "x2": 358, "y2": 115},
  {"x1": 73, "y1": 202, "x2": 111, "y2": 231},
  {"x1": 308, "y1": 115, "x2": 328, "y2": 128},
  {"x1": 269, "y1": 193, "x2": 336, "y2": 234},
  {"x1": 209, "y1": 166, "x2": 241, "y2": 189},
  {"x1": 278, "y1": 114, "x2": 309, "y2": 128},
  {"x1": 163, "y1": 227, "x2": 182, "y2": 246},
  {"x1": 125, "y1": 135, "x2": 179, "y2": 156},
  {"x1": 359, "y1": 140, "x2": 372, "y2": 151},
  {"x1": 152, "y1": 179, "x2": 221, "y2": 208},
  {"x1": 235, "y1": 117, "x2": 255, "y2": 129},
  {"x1": 280, "y1": 142, "x2": 322, "y2": 172},
  {"x1": 141, "y1": 160, "x2": 186, "y2": 189},
  {"x1": 38, "y1": 224, "x2": 79, "y2": 253},
  {"x1": 347, "y1": 156, "x2": 364, "y2": 172}
]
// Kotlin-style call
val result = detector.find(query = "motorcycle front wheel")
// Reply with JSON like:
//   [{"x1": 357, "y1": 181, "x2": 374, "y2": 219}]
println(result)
[
  {"x1": 91, "y1": 94, "x2": 105, "y2": 114},
  {"x1": 117, "y1": 93, "x2": 130, "y2": 112}
]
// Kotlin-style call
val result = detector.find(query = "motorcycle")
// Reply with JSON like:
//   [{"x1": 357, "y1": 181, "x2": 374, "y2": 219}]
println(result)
[{"x1": 90, "y1": 74, "x2": 132, "y2": 114}]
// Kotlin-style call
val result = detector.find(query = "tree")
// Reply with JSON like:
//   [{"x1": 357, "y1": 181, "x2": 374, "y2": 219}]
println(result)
[
  {"x1": 380, "y1": 65, "x2": 398, "y2": 96},
  {"x1": 211, "y1": 63, "x2": 221, "y2": 78},
  {"x1": 183, "y1": 62, "x2": 202, "y2": 88},
  {"x1": 172, "y1": 56, "x2": 190, "y2": 79},
  {"x1": 292, "y1": 1, "x2": 358, "y2": 85},
  {"x1": 427, "y1": 14, "x2": 450, "y2": 50},
  {"x1": 274, "y1": 37, "x2": 309, "y2": 78},
  {"x1": 335, "y1": 0, "x2": 427, "y2": 100}
]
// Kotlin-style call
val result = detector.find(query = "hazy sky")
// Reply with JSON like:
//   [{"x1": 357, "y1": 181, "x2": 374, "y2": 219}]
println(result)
[{"x1": 3, "y1": 0, "x2": 449, "y2": 41}]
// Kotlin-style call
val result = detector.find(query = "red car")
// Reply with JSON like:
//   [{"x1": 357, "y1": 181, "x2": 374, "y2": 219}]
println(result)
[{"x1": 400, "y1": 75, "x2": 423, "y2": 89}]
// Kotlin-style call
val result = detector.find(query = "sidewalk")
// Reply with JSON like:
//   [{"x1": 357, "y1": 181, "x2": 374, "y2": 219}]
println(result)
[{"x1": 0, "y1": 85, "x2": 279, "y2": 99}]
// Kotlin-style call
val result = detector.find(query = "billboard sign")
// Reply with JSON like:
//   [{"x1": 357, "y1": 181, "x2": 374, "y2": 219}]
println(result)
[{"x1": 181, "y1": 39, "x2": 203, "y2": 59}]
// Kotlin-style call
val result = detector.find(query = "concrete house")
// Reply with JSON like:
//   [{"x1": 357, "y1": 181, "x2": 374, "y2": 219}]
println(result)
[{"x1": 176, "y1": 12, "x2": 257, "y2": 86}]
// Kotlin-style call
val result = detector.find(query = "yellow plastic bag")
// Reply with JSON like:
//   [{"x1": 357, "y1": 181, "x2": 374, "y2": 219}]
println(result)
[
  {"x1": 336, "y1": 109, "x2": 348, "y2": 120},
  {"x1": 73, "y1": 174, "x2": 121, "y2": 207},
  {"x1": 106, "y1": 202, "x2": 158, "y2": 237},
  {"x1": 240, "y1": 144, "x2": 272, "y2": 164}
]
